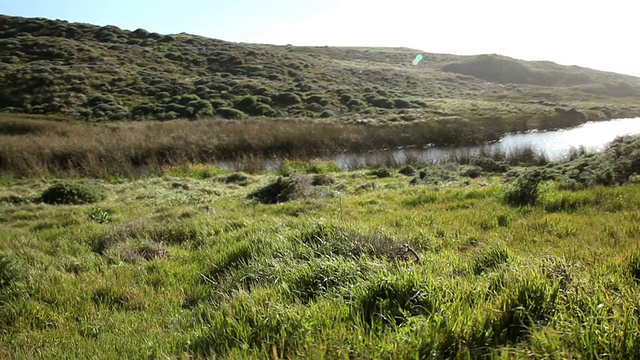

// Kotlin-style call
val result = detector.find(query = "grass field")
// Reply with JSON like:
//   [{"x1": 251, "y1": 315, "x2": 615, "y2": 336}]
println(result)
[
  {"x1": 3, "y1": 13, "x2": 640, "y2": 359},
  {"x1": 2, "y1": 152, "x2": 640, "y2": 358}
]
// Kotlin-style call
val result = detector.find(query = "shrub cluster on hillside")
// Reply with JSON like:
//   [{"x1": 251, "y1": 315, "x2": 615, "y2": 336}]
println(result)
[{"x1": 1, "y1": 15, "x2": 640, "y2": 123}]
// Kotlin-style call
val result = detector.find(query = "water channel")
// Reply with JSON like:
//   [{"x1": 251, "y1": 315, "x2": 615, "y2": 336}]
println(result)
[{"x1": 216, "y1": 117, "x2": 640, "y2": 171}]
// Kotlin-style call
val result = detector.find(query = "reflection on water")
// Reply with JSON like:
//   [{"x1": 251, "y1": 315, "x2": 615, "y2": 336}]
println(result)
[
  {"x1": 332, "y1": 117, "x2": 640, "y2": 170},
  {"x1": 215, "y1": 117, "x2": 640, "y2": 171}
]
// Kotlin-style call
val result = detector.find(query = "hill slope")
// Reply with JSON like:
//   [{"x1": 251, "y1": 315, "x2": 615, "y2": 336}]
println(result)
[{"x1": 1, "y1": 14, "x2": 640, "y2": 125}]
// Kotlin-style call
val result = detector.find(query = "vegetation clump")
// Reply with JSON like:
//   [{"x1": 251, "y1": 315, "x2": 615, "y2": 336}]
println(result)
[
  {"x1": 472, "y1": 157, "x2": 509, "y2": 173},
  {"x1": 248, "y1": 174, "x2": 319, "y2": 204},
  {"x1": 311, "y1": 174, "x2": 335, "y2": 186},
  {"x1": 503, "y1": 168, "x2": 544, "y2": 206},
  {"x1": 224, "y1": 172, "x2": 250, "y2": 186},
  {"x1": 39, "y1": 181, "x2": 105, "y2": 205},
  {"x1": 398, "y1": 165, "x2": 416, "y2": 176},
  {"x1": 369, "y1": 168, "x2": 392, "y2": 178}
]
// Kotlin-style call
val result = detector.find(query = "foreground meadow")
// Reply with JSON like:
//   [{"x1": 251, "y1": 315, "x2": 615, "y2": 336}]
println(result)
[{"x1": 1, "y1": 157, "x2": 640, "y2": 359}]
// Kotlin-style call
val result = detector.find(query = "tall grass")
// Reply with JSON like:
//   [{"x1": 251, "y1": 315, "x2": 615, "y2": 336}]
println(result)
[{"x1": 0, "y1": 115, "x2": 576, "y2": 177}]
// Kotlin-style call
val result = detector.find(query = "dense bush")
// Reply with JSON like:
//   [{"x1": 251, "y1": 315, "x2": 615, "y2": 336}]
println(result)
[
  {"x1": 460, "y1": 165, "x2": 483, "y2": 178},
  {"x1": 216, "y1": 107, "x2": 245, "y2": 119},
  {"x1": 393, "y1": 99, "x2": 412, "y2": 109},
  {"x1": 472, "y1": 157, "x2": 509, "y2": 173},
  {"x1": 272, "y1": 92, "x2": 302, "y2": 107},
  {"x1": 369, "y1": 168, "x2": 393, "y2": 178},
  {"x1": 304, "y1": 95, "x2": 329, "y2": 106},
  {"x1": 398, "y1": 165, "x2": 416, "y2": 176},
  {"x1": 369, "y1": 97, "x2": 395, "y2": 109},
  {"x1": 502, "y1": 168, "x2": 544, "y2": 206},
  {"x1": 319, "y1": 110, "x2": 334, "y2": 118},
  {"x1": 39, "y1": 181, "x2": 105, "y2": 204}
]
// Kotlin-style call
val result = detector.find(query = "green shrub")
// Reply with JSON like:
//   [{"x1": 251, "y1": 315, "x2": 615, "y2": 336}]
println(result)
[
  {"x1": 304, "y1": 95, "x2": 329, "y2": 106},
  {"x1": 628, "y1": 174, "x2": 640, "y2": 184},
  {"x1": 311, "y1": 174, "x2": 335, "y2": 186},
  {"x1": 319, "y1": 110, "x2": 334, "y2": 118},
  {"x1": 247, "y1": 175, "x2": 309, "y2": 204},
  {"x1": 472, "y1": 157, "x2": 509, "y2": 173},
  {"x1": 460, "y1": 165, "x2": 483, "y2": 178},
  {"x1": 369, "y1": 97, "x2": 395, "y2": 109},
  {"x1": 502, "y1": 168, "x2": 544, "y2": 206},
  {"x1": 339, "y1": 93, "x2": 354, "y2": 104},
  {"x1": 216, "y1": 107, "x2": 245, "y2": 119},
  {"x1": 346, "y1": 99, "x2": 365, "y2": 110},
  {"x1": 224, "y1": 172, "x2": 250, "y2": 186},
  {"x1": 369, "y1": 168, "x2": 392, "y2": 178},
  {"x1": 87, "y1": 206, "x2": 117, "y2": 224},
  {"x1": 233, "y1": 96, "x2": 257, "y2": 112},
  {"x1": 272, "y1": 92, "x2": 302, "y2": 107},
  {"x1": 247, "y1": 103, "x2": 278, "y2": 116},
  {"x1": 40, "y1": 181, "x2": 105, "y2": 205},
  {"x1": 305, "y1": 103, "x2": 324, "y2": 113},
  {"x1": 393, "y1": 99, "x2": 412, "y2": 109},
  {"x1": 398, "y1": 165, "x2": 416, "y2": 176}
]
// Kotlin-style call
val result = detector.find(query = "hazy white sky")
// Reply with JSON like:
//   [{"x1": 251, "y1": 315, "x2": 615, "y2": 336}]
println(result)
[{"x1": 1, "y1": 0, "x2": 638, "y2": 77}]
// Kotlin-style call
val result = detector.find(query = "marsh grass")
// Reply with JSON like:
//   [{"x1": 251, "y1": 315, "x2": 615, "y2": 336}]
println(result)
[{"x1": 0, "y1": 116, "x2": 597, "y2": 178}]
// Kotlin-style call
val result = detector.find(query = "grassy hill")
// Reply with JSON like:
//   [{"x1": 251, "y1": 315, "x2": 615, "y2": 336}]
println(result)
[{"x1": 2, "y1": 14, "x2": 640, "y2": 126}]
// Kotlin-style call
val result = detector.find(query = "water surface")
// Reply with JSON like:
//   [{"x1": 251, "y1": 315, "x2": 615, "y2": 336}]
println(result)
[
  {"x1": 216, "y1": 117, "x2": 640, "y2": 171},
  {"x1": 333, "y1": 117, "x2": 640, "y2": 170}
]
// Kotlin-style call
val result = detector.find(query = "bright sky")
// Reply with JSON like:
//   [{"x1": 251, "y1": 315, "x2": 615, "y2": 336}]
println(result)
[{"x1": 1, "y1": 0, "x2": 638, "y2": 77}]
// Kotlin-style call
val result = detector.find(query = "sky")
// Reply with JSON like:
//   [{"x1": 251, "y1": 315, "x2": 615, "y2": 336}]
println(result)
[{"x1": 1, "y1": 0, "x2": 638, "y2": 77}]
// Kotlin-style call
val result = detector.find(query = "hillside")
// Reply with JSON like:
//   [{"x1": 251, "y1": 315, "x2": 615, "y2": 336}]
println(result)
[{"x1": 1, "y1": 14, "x2": 640, "y2": 126}]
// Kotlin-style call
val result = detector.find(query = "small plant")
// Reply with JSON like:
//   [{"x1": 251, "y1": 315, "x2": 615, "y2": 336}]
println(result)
[
  {"x1": 87, "y1": 207, "x2": 117, "y2": 224},
  {"x1": 473, "y1": 246, "x2": 510, "y2": 274},
  {"x1": 502, "y1": 168, "x2": 544, "y2": 206},
  {"x1": 39, "y1": 181, "x2": 105, "y2": 205}
]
